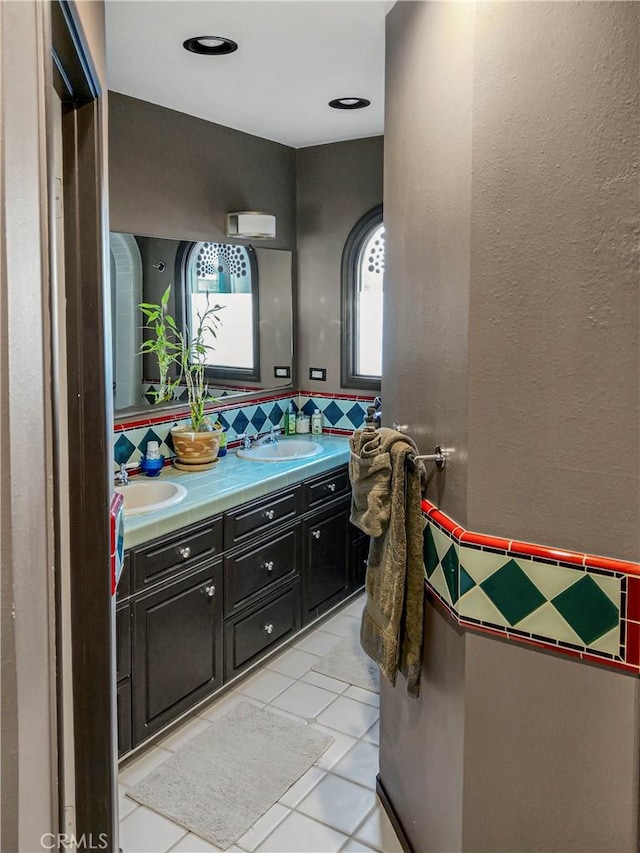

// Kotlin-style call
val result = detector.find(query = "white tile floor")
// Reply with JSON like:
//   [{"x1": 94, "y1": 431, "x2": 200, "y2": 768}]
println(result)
[{"x1": 118, "y1": 595, "x2": 403, "y2": 853}]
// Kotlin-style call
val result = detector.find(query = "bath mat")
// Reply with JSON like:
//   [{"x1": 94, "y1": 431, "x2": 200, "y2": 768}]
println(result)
[
  {"x1": 311, "y1": 635, "x2": 380, "y2": 693},
  {"x1": 127, "y1": 702, "x2": 333, "y2": 850}
]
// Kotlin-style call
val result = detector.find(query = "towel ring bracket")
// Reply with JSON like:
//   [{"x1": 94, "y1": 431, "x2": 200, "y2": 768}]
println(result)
[{"x1": 414, "y1": 445, "x2": 447, "y2": 470}]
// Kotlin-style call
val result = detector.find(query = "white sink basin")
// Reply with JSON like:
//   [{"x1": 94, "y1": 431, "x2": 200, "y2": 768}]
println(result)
[
  {"x1": 115, "y1": 481, "x2": 187, "y2": 516},
  {"x1": 237, "y1": 439, "x2": 323, "y2": 462}
]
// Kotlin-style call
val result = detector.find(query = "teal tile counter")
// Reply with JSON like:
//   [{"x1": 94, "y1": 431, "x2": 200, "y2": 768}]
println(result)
[{"x1": 121, "y1": 435, "x2": 351, "y2": 549}]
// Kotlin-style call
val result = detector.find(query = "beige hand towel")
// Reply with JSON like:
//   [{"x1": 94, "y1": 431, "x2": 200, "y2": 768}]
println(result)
[{"x1": 349, "y1": 426, "x2": 426, "y2": 697}]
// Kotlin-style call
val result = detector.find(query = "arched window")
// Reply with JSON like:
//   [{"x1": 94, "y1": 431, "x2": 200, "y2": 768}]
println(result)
[
  {"x1": 341, "y1": 205, "x2": 384, "y2": 390},
  {"x1": 183, "y1": 241, "x2": 260, "y2": 382}
]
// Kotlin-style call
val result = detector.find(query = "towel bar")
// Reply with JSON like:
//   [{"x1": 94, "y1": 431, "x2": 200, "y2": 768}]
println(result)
[{"x1": 414, "y1": 445, "x2": 447, "y2": 470}]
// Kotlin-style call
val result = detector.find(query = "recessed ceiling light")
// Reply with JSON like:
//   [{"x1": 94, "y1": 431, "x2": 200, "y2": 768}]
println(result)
[
  {"x1": 328, "y1": 97, "x2": 371, "y2": 110},
  {"x1": 183, "y1": 36, "x2": 238, "y2": 56}
]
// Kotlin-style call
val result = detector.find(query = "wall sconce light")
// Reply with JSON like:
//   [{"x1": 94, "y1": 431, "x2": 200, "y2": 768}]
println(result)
[{"x1": 226, "y1": 211, "x2": 276, "y2": 240}]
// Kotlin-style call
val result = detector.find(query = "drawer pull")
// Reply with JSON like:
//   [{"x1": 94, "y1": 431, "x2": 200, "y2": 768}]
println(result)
[
  {"x1": 178, "y1": 546, "x2": 191, "y2": 560},
  {"x1": 205, "y1": 585, "x2": 216, "y2": 598},
  {"x1": 263, "y1": 560, "x2": 275, "y2": 573},
  {"x1": 326, "y1": 483, "x2": 336, "y2": 492},
  {"x1": 263, "y1": 509, "x2": 275, "y2": 521},
  {"x1": 312, "y1": 529, "x2": 321, "y2": 540},
  {"x1": 264, "y1": 623, "x2": 274, "y2": 634}
]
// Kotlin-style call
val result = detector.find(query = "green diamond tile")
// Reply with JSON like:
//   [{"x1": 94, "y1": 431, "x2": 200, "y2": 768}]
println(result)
[
  {"x1": 424, "y1": 525, "x2": 439, "y2": 578},
  {"x1": 480, "y1": 559, "x2": 546, "y2": 626},
  {"x1": 460, "y1": 565, "x2": 476, "y2": 597},
  {"x1": 441, "y1": 544, "x2": 459, "y2": 604},
  {"x1": 551, "y1": 575, "x2": 619, "y2": 646}
]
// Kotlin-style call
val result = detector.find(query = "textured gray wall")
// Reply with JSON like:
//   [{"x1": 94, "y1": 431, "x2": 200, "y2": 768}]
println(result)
[
  {"x1": 379, "y1": 601, "x2": 466, "y2": 853},
  {"x1": 467, "y1": 1, "x2": 640, "y2": 559},
  {"x1": 462, "y1": 633, "x2": 639, "y2": 852},
  {"x1": 109, "y1": 92, "x2": 297, "y2": 251},
  {"x1": 381, "y1": 2, "x2": 640, "y2": 850},
  {"x1": 296, "y1": 137, "x2": 383, "y2": 394},
  {"x1": 382, "y1": 1, "x2": 473, "y2": 524}
]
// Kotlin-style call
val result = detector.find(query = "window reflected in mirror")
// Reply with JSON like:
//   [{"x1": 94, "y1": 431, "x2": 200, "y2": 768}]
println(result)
[
  {"x1": 110, "y1": 233, "x2": 293, "y2": 418},
  {"x1": 185, "y1": 241, "x2": 259, "y2": 380}
]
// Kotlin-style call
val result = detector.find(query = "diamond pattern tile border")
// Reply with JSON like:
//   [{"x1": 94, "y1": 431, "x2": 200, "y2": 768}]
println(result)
[
  {"x1": 113, "y1": 391, "x2": 372, "y2": 467},
  {"x1": 420, "y1": 498, "x2": 640, "y2": 675}
]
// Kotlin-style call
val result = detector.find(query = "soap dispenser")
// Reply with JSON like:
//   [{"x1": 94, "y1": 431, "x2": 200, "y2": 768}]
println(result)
[
  {"x1": 311, "y1": 409, "x2": 323, "y2": 435},
  {"x1": 286, "y1": 403, "x2": 296, "y2": 435}
]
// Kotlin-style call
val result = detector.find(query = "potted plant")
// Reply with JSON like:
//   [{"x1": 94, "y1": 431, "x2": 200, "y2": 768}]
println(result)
[{"x1": 140, "y1": 285, "x2": 225, "y2": 469}]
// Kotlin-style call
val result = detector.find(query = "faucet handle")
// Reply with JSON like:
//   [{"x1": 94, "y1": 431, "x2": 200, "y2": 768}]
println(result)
[{"x1": 115, "y1": 462, "x2": 131, "y2": 486}]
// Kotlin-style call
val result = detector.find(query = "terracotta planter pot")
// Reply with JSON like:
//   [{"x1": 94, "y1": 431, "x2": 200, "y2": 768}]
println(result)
[{"x1": 170, "y1": 426, "x2": 223, "y2": 467}]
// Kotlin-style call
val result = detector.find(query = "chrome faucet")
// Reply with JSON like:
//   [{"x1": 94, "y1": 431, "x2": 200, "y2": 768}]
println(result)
[
  {"x1": 268, "y1": 427, "x2": 282, "y2": 443},
  {"x1": 256, "y1": 427, "x2": 282, "y2": 446},
  {"x1": 115, "y1": 463, "x2": 130, "y2": 486},
  {"x1": 237, "y1": 434, "x2": 254, "y2": 451}
]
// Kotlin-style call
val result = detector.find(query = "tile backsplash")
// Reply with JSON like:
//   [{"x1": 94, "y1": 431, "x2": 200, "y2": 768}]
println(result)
[{"x1": 113, "y1": 390, "x2": 375, "y2": 467}]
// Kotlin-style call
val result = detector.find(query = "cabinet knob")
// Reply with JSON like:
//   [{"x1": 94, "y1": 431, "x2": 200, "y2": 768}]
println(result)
[
  {"x1": 205, "y1": 584, "x2": 216, "y2": 598},
  {"x1": 263, "y1": 560, "x2": 275, "y2": 573},
  {"x1": 178, "y1": 546, "x2": 191, "y2": 560},
  {"x1": 326, "y1": 483, "x2": 336, "y2": 492},
  {"x1": 263, "y1": 509, "x2": 275, "y2": 521},
  {"x1": 312, "y1": 529, "x2": 321, "y2": 539},
  {"x1": 264, "y1": 623, "x2": 274, "y2": 634}
]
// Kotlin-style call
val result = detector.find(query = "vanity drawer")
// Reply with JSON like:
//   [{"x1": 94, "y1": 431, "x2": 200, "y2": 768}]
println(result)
[
  {"x1": 224, "y1": 524, "x2": 300, "y2": 616},
  {"x1": 224, "y1": 487, "x2": 300, "y2": 546},
  {"x1": 224, "y1": 581, "x2": 300, "y2": 678},
  {"x1": 133, "y1": 517, "x2": 223, "y2": 592},
  {"x1": 303, "y1": 466, "x2": 350, "y2": 511}
]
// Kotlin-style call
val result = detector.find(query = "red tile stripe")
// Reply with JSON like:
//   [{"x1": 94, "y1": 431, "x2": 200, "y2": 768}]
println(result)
[{"x1": 421, "y1": 499, "x2": 640, "y2": 578}]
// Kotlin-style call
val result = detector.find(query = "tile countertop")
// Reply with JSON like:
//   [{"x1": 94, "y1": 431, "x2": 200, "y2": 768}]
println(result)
[{"x1": 120, "y1": 435, "x2": 351, "y2": 549}]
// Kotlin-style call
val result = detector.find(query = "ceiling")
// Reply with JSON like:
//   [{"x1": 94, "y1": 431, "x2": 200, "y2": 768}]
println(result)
[{"x1": 105, "y1": 1, "x2": 391, "y2": 149}]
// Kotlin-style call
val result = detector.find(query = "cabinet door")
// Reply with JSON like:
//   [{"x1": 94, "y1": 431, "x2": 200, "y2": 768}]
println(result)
[
  {"x1": 132, "y1": 561, "x2": 222, "y2": 745},
  {"x1": 302, "y1": 498, "x2": 350, "y2": 624},
  {"x1": 117, "y1": 679, "x2": 132, "y2": 758},
  {"x1": 116, "y1": 601, "x2": 131, "y2": 682},
  {"x1": 350, "y1": 527, "x2": 369, "y2": 592}
]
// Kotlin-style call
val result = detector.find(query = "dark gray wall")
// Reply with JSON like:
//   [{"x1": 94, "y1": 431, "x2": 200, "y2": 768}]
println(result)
[
  {"x1": 381, "y1": 2, "x2": 640, "y2": 850},
  {"x1": 383, "y1": 602, "x2": 640, "y2": 853},
  {"x1": 383, "y1": 1, "x2": 473, "y2": 524},
  {"x1": 380, "y1": 602, "x2": 466, "y2": 853},
  {"x1": 466, "y1": 1, "x2": 640, "y2": 559},
  {"x1": 296, "y1": 137, "x2": 384, "y2": 394},
  {"x1": 109, "y1": 92, "x2": 296, "y2": 250}
]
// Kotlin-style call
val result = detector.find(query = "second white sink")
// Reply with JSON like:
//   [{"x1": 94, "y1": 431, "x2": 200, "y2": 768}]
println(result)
[
  {"x1": 115, "y1": 480, "x2": 187, "y2": 516},
  {"x1": 237, "y1": 439, "x2": 323, "y2": 462}
]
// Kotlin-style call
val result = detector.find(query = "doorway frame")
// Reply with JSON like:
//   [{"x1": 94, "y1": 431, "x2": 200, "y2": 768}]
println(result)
[{"x1": 50, "y1": 0, "x2": 115, "y2": 843}]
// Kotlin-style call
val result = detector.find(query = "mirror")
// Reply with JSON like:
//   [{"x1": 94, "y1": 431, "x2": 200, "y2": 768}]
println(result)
[{"x1": 110, "y1": 232, "x2": 293, "y2": 417}]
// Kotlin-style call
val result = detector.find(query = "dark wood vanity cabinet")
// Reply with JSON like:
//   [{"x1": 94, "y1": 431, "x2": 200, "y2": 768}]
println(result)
[
  {"x1": 117, "y1": 463, "x2": 365, "y2": 757},
  {"x1": 132, "y1": 561, "x2": 223, "y2": 744},
  {"x1": 350, "y1": 528, "x2": 369, "y2": 592},
  {"x1": 302, "y1": 497, "x2": 351, "y2": 625}
]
